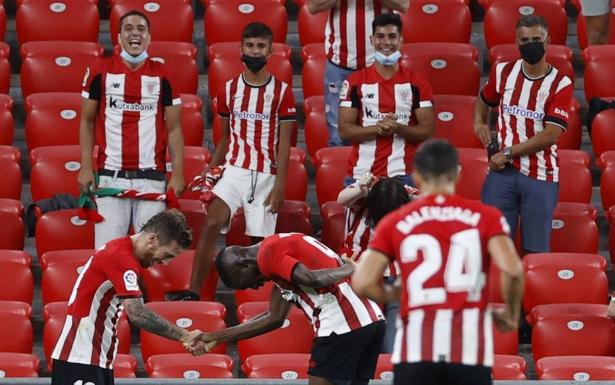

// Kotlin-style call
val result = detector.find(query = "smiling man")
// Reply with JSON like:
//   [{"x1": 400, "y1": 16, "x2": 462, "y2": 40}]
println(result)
[
  {"x1": 77, "y1": 10, "x2": 185, "y2": 250},
  {"x1": 338, "y1": 12, "x2": 434, "y2": 188},
  {"x1": 198, "y1": 233, "x2": 385, "y2": 385},
  {"x1": 50, "y1": 210, "x2": 204, "y2": 385}
]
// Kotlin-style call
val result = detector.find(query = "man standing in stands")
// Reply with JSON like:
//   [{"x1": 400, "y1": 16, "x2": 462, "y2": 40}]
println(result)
[
  {"x1": 51, "y1": 210, "x2": 203, "y2": 385},
  {"x1": 200, "y1": 233, "x2": 386, "y2": 385},
  {"x1": 78, "y1": 10, "x2": 185, "y2": 249},
  {"x1": 339, "y1": 12, "x2": 434, "y2": 186},
  {"x1": 474, "y1": 15, "x2": 572, "y2": 255},
  {"x1": 352, "y1": 140, "x2": 524, "y2": 385},
  {"x1": 581, "y1": 0, "x2": 611, "y2": 45},
  {"x1": 307, "y1": 0, "x2": 409, "y2": 147},
  {"x1": 171, "y1": 23, "x2": 295, "y2": 301}
]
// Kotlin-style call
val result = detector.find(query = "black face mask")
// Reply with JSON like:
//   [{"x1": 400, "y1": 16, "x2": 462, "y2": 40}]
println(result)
[
  {"x1": 519, "y1": 41, "x2": 545, "y2": 65},
  {"x1": 241, "y1": 54, "x2": 267, "y2": 73}
]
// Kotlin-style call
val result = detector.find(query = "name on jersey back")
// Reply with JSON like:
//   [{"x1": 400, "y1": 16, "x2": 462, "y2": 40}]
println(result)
[{"x1": 396, "y1": 206, "x2": 481, "y2": 234}]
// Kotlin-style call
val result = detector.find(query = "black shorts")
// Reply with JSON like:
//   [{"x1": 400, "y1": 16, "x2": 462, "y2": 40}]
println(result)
[
  {"x1": 394, "y1": 361, "x2": 492, "y2": 385},
  {"x1": 308, "y1": 320, "x2": 386, "y2": 385},
  {"x1": 51, "y1": 359, "x2": 114, "y2": 385}
]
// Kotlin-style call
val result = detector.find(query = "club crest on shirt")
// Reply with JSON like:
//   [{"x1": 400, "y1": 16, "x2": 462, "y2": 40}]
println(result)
[
  {"x1": 145, "y1": 81, "x2": 158, "y2": 95},
  {"x1": 537, "y1": 90, "x2": 548, "y2": 104},
  {"x1": 400, "y1": 90, "x2": 410, "y2": 103},
  {"x1": 123, "y1": 270, "x2": 139, "y2": 291},
  {"x1": 340, "y1": 80, "x2": 350, "y2": 100}
]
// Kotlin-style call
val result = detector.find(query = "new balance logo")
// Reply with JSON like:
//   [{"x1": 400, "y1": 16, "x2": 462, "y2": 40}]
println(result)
[
  {"x1": 112, "y1": 83, "x2": 120, "y2": 88},
  {"x1": 366, "y1": 93, "x2": 375, "y2": 99}
]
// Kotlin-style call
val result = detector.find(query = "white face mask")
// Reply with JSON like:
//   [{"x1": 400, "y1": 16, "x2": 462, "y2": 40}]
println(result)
[
  {"x1": 118, "y1": 33, "x2": 148, "y2": 64},
  {"x1": 374, "y1": 50, "x2": 401, "y2": 66}
]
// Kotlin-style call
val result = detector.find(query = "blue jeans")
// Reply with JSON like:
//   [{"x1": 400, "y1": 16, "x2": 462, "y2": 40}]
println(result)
[
  {"x1": 325, "y1": 60, "x2": 355, "y2": 147},
  {"x1": 481, "y1": 165, "x2": 558, "y2": 253},
  {"x1": 382, "y1": 301, "x2": 399, "y2": 353}
]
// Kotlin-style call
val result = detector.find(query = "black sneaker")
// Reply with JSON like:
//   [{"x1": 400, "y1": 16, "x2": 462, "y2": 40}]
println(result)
[{"x1": 166, "y1": 290, "x2": 201, "y2": 301}]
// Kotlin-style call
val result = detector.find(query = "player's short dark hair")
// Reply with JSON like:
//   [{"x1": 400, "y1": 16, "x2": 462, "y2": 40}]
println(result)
[
  {"x1": 119, "y1": 10, "x2": 150, "y2": 30},
  {"x1": 242, "y1": 22, "x2": 273, "y2": 43},
  {"x1": 516, "y1": 14, "x2": 548, "y2": 31},
  {"x1": 140, "y1": 209, "x2": 192, "y2": 248},
  {"x1": 414, "y1": 139, "x2": 459, "y2": 182},
  {"x1": 366, "y1": 178, "x2": 410, "y2": 226},
  {"x1": 372, "y1": 12, "x2": 403, "y2": 34}
]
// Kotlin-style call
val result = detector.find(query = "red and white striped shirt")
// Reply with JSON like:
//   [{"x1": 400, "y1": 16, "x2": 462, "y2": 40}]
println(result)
[
  {"x1": 481, "y1": 59, "x2": 573, "y2": 182},
  {"x1": 369, "y1": 194, "x2": 510, "y2": 366},
  {"x1": 82, "y1": 55, "x2": 181, "y2": 172},
  {"x1": 51, "y1": 237, "x2": 143, "y2": 369},
  {"x1": 340, "y1": 65, "x2": 433, "y2": 179},
  {"x1": 218, "y1": 74, "x2": 296, "y2": 174},
  {"x1": 257, "y1": 233, "x2": 384, "y2": 337},
  {"x1": 326, "y1": 0, "x2": 391, "y2": 70}
]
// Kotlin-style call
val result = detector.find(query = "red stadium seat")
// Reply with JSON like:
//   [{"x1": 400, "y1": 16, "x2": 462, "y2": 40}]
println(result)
[
  {"x1": 0, "y1": 101, "x2": 13, "y2": 145},
  {"x1": 145, "y1": 42, "x2": 198, "y2": 95},
  {"x1": 493, "y1": 354, "x2": 527, "y2": 380},
  {"x1": 242, "y1": 353, "x2": 309, "y2": 379},
  {"x1": 41, "y1": 257, "x2": 90, "y2": 305},
  {"x1": 493, "y1": 320, "x2": 518, "y2": 355},
  {"x1": 0, "y1": 212, "x2": 25, "y2": 250},
  {"x1": 401, "y1": 43, "x2": 479, "y2": 96},
  {"x1": 576, "y1": 0, "x2": 615, "y2": 49},
  {"x1": 0, "y1": 250, "x2": 31, "y2": 266},
  {"x1": 456, "y1": 148, "x2": 488, "y2": 200},
  {"x1": 0, "y1": 156, "x2": 22, "y2": 200},
  {"x1": 146, "y1": 353, "x2": 233, "y2": 379},
  {"x1": 202, "y1": 0, "x2": 285, "y2": 6},
  {"x1": 20, "y1": 42, "x2": 104, "y2": 98},
  {"x1": 39, "y1": 249, "x2": 93, "y2": 272},
  {"x1": 35, "y1": 209, "x2": 94, "y2": 256},
  {"x1": 208, "y1": 54, "x2": 292, "y2": 104},
  {"x1": 536, "y1": 355, "x2": 615, "y2": 381},
  {"x1": 591, "y1": 109, "x2": 615, "y2": 162},
  {"x1": 236, "y1": 302, "x2": 314, "y2": 362},
  {"x1": 226, "y1": 200, "x2": 313, "y2": 246},
  {"x1": 373, "y1": 354, "x2": 393, "y2": 380},
  {"x1": 320, "y1": 208, "x2": 345, "y2": 253},
  {"x1": 523, "y1": 264, "x2": 608, "y2": 315},
  {"x1": 532, "y1": 314, "x2": 615, "y2": 360},
  {"x1": 558, "y1": 161, "x2": 592, "y2": 203},
  {"x1": 301, "y1": 43, "x2": 326, "y2": 99},
  {"x1": 181, "y1": 107, "x2": 204, "y2": 147},
  {"x1": 0, "y1": 4, "x2": 6, "y2": 42},
  {"x1": 401, "y1": 0, "x2": 471, "y2": 43},
  {"x1": 114, "y1": 354, "x2": 138, "y2": 378},
  {"x1": 297, "y1": 3, "x2": 327, "y2": 46},
  {"x1": 0, "y1": 353, "x2": 39, "y2": 377},
  {"x1": 554, "y1": 202, "x2": 596, "y2": 221},
  {"x1": 432, "y1": 95, "x2": 482, "y2": 148},
  {"x1": 140, "y1": 302, "x2": 227, "y2": 362},
  {"x1": 0, "y1": 55, "x2": 9, "y2": 94},
  {"x1": 523, "y1": 252, "x2": 607, "y2": 271},
  {"x1": 529, "y1": 303, "x2": 608, "y2": 326},
  {"x1": 25, "y1": 95, "x2": 81, "y2": 150},
  {"x1": 479, "y1": 0, "x2": 565, "y2": 8},
  {"x1": 166, "y1": 146, "x2": 211, "y2": 200},
  {"x1": 610, "y1": 207, "x2": 615, "y2": 261},
  {"x1": 484, "y1": 0, "x2": 567, "y2": 48},
  {"x1": 558, "y1": 149, "x2": 590, "y2": 168},
  {"x1": 303, "y1": 95, "x2": 324, "y2": 116},
  {"x1": 207, "y1": 42, "x2": 291, "y2": 62},
  {"x1": 0, "y1": 312, "x2": 33, "y2": 354},
  {"x1": 583, "y1": 46, "x2": 615, "y2": 101},
  {"x1": 319, "y1": 195, "x2": 345, "y2": 222},
  {"x1": 601, "y1": 160, "x2": 615, "y2": 214},
  {"x1": 204, "y1": 0, "x2": 287, "y2": 46},
  {"x1": 0, "y1": 145, "x2": 20, "y2": 163},
  {"x1": 314, "y1": 147, "x2": 352, "y2": 207},
  {"x1": 110, "y1": 0, "x2": 194, "y2": 45},
  {"x1": 0, "y1": 261, "x2": 33, "y2": 303},
  {"x1": 30, "y1": 146, "x2": 84, "y2": 201},
  {"x1": 285, "y1": 158, "x2": 308, "y2": 201},
  {"x1": 177, "y1": 198, "x2": 207, "y2": 248},
  {"x1": 141, "y1": 250, "x2": 219, "y2": 301},
  {"x1": 304, "y1": 111, "x2": 328, "y2": 158},
  {"x1": 550, "y1": 210, "x2": 599, "y2": 253},
  {"x1": 43, "y1": 302, "x2": 131, "y2": 369},
  {"x1": 488, "y1": 43, "x2": 574, "y2": 80},
  {"x1": 16, "y1": 0, "x2": 99, "y2": 44},
  {"x1": 235, "y1": 281, "x2": 275, "y2": 306}
]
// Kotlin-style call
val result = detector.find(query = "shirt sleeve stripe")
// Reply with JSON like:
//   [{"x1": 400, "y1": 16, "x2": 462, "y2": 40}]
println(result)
[
  {"x1": 545, "y1": 116, "x2": 568, "y2": 130},
  {"x1": 419, "y1": 101, "x2": 433, "y2": 108}
]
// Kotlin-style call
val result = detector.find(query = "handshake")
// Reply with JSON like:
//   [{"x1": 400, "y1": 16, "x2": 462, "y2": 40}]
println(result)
[{"x1": 180, "y1": 330, "x2": 219, "y2": 356}]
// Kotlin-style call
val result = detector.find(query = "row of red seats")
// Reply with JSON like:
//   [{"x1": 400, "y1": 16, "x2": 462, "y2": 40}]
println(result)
[{"x1": 5, "y1": 0, "x2": 614, "y2": 49}]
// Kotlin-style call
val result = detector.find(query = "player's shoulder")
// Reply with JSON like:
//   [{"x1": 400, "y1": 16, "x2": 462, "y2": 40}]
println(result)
[{"x1": 93, "y1": 237, "x2": 136, "y2": 264}]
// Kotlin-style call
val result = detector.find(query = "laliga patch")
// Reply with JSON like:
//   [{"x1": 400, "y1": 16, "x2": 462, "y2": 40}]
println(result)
[
  {"x1": 123, "y1": 270, "x2": 139, "y2": 291},
  {"x1": 339, "y1": 80, "x2": 350, "y2": 99}
]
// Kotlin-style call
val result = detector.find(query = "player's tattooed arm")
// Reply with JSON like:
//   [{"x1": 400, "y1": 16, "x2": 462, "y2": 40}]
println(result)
[{"x1": 121, "y1": 297, "x2": 190, "y2": 342}]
